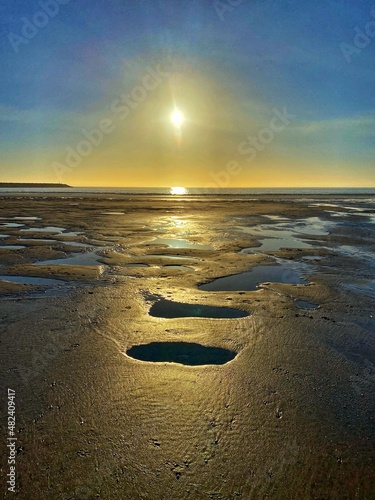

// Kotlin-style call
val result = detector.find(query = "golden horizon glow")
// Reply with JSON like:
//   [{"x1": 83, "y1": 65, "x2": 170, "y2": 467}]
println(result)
[{"x1": 170, "y1": 186, "x2": 188, "y2": 195}]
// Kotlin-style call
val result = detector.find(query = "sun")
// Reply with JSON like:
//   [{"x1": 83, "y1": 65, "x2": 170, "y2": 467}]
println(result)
[
  {"x1": 170, "y1": 186, "x2": 187, "y2": 195},
  {"x1": 171, "y1": 109, "x2": 184, "y2": 128}
]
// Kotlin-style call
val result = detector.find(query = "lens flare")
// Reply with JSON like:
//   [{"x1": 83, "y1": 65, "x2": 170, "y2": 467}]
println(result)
[{"x1": 171, "y1": 109, "x2": 184, "y2": 128}]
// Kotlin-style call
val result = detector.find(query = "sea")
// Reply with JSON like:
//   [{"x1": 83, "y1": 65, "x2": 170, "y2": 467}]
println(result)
[{"x1": 0, "y1": 187, "x2": 374, "y2": 196}]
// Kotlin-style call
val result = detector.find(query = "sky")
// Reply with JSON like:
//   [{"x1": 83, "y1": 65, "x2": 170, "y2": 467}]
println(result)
[{"x1": 0, "y1": 0, "x2": 374, "y2": 187}]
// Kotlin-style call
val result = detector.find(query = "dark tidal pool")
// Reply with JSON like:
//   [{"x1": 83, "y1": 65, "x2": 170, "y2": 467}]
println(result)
[
  {"x1": 200, "y1": 264, "x2": 308, "y2": 291},
  {"x1": 150, "y1": 298, "x2": 249, "y2": 318},
  {"x1": 126, "y1": 342, "x2": 237, "y2": 365}
]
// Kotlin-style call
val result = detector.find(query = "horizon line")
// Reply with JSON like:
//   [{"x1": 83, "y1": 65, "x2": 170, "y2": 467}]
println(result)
[{"x1": 1, "y1": 184, "x2": 375, "y2": 189}]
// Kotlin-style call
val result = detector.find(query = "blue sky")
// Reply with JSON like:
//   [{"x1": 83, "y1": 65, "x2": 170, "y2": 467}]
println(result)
[{"x1": 1, "y1": 0, "x2": 374, "y2": 186}]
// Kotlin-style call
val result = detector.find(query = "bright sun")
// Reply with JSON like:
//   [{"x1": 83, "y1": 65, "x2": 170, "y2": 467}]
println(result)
[
  {"x1": 171, "y1": 109, "x2": 184, "y2": 128},
  {"x1": 170, "y1": 186, "x2": 187, "y2": 195}
]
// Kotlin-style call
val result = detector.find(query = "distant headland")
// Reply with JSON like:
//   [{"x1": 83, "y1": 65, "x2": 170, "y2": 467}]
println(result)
[{"x1": 0, "y1": 183, "x2": 71, "y2": 188}]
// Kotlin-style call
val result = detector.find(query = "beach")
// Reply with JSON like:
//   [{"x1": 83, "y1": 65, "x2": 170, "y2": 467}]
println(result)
[{"x1": 0, "y1": 193, "x2": 374, "y2": 499}]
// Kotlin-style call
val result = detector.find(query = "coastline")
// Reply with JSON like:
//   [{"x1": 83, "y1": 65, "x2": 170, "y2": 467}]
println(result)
[{"x1": 0, "y1": 183, "x2": 71, "y2": 189}]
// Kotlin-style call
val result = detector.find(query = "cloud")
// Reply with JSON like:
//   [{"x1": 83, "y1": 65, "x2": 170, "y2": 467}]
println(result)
[
  {"x1": 0, "y1": 105, "x2": 102, "y2": 128},
  {"x1": 288, "y1": 114, "x2": 375, "y2": 137}
]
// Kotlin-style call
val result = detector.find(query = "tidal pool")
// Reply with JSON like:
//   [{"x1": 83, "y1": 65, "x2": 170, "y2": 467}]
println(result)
[
  {"x1": 238, "y1": 216, "x2": 331, "y2": 253},
  {"x1": 126, "y1": 342, "x2": 237, "y2": 365},
  {"x1": 21, "y1": 226, "x2": 65, "y2": 233},
  {"x1": 14, "y1": 216, "x2": 41, "y2": 220},
  {"x1": 295, "y1": 300, "x2": 319, "y2": 310},
  {"x1": 239, "y1": 226, "x2": 313, "y2": 252},
  {"x1": 101, "y1": 212, "x2": 125, "y2": 215},
  {"x1": 35, "y1": 251, "x2": 105, "y2": 266},
  {"x1": 122, "y1": 263, "x2": 150, "y2": 268},
  {"x1": 344, "y1": 280, "x2": 375, "y2": 299},
  {"x1": 1, "y1": 222, "x2": 25, "y2": 228},
  {"x1": 0, "y1": 275, "x2": 66, "y2": 286},
  {"x1": 60, "y1": 241, "x2": 93, "y2": 248},
  {"x1": 149, "y1": 237, "x2": 212, "y2": 250},
  {"x1": 0, "y1": 216, "x2": 41, "y2": 221},
  {"x1": 18, "y1": 238, "x2": 53, "y2": 243},
  {"x1": 200, "y1": 263, "x2": 308, "y2": 291},
  {"x1": 342, "y1": 211, "x2": 375, "y2": 224},
  {"x1": 263, "y1": 215, "x2": 289, "y2": 221},
  {"x1": 150, "y1": 298, "x2": 249, "y2": 318},
  {"x1": 0, "y1": 245, "x2": 26, "y2": 250},
  {"x1": 162, "y1": 265, "x2": 194, "y2": 271},
  {"x1": 284, "y1": 217, "x2": 331, "y2": 236},
  {"x1": 19, "y1": 238, "x2": 93, "y2": 248},
  {"x1": 337, "y1": 245, "x2": 375, "y2": 267},
  {"x1": 145, "y1": 254, "x2": 199, "y2": 261},
  {"x1": 21, "y1": 226, "x2": 82, "y2": 237}
]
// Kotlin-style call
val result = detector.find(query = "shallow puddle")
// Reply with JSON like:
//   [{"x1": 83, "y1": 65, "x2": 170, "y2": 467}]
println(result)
[
  {"x1": 200, "y1": 263, "x2": 308, "y2": 291},
  {"x1": 145, "y1": 254, "x2": 199, "y2": 261},
  {"x1": 0, "y1": 216, "x2": 41, "y2": 221},
  {"x1": 344, "y1": 281, "x2": 375, "y2": 299},
  {"x1": 1, "y1": 222, "x2": 25, "y2": 228},
  {"x1": 35, "y1": 251, "x2": 105, "y2": 266},
  {"x1": 337, "y1": 245, "x2": 375, "y2": 267},
  {"x1": 20, "y1": 239, "x2": 93, "y2": 248},
  {"x1": 325, "y1": 211, "x2": 349, "y2": 218},
  {"x1": 122, "y1": 263, "x2": 150, "y2": 268},
  {"x1": 14, "y1": 216, "x2": 41, "y2": 220},
  {"x1": 162, "y1": 265, "x2": 194, "y2": 271},
  {"x1": 21, "y1": 226, "x2": 82, "y2": 237},
  {"x1": 18, "y1": 238, "x2": 53, "y2": 243},
  {"x1": 101, "y1": 212, "x2": 125, "y2": 215},
  {"x1": 0, "y1": 275, "x2": 66, "y2": 286},
  {"x1": 241, "y1": 236, "x2": 312, "y2": 252},
  {"x1": 263, "y1": 215, "x2": 289, "y2": 221},
  {"x1": 59, "y1": 232, "x2": 83, "y2": 238},
  {"x1": 238, "y1": 216, "x2": 331, "y2": 253},
  {"x1": 347, "y1": 212, "x2": 375, "y2": 224},
  {"x1": 149, "y1": 237, "x2": 212, "y2": 250},
  {"x1": 60, "y1": 241, "x2": 93, "y2": 248},
  {"x1": 21, "y1": 226, "x2": 66, "y2": 233},
  {"x1": 295, "y1": 300, "x2": 319, "y2": 309},
  {"x1": 284, "y1": 217, "x2": 331, "y2": 236},
  {"x1": 0, "y1": 245, "x2": 26, "y2": 250},
  {"x1": 342, "y1": 206, "x2": 367, "y2": 212},
  {"x1": 126, "y1": 342, "x2": 237, "y2": 365},
  {"x1": 150, "y1": 298, "x2": 249, "y2": 318}
]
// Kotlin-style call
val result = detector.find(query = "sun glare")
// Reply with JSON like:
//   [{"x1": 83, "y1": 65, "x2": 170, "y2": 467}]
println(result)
[
  {"x1": 171, "y1": 109, "x2": 184, "y2": 128},
  {"x1": 170, "y1": 186, "x2": 187, "y2": 195}
]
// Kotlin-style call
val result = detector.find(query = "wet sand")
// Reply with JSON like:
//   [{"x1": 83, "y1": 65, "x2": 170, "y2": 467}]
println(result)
[{"x1": 0, "y1": 194, "x2": 374, "y2": 499}]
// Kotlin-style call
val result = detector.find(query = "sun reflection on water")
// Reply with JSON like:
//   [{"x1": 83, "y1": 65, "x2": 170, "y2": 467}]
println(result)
[{"x1": 170, "y1": 186, "x2": 188, "y2": 195}]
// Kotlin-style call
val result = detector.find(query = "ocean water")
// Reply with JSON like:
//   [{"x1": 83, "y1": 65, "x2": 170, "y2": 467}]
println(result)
[{"x1": 0, "y1": 187, "x2": 374, "y2": 196}]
